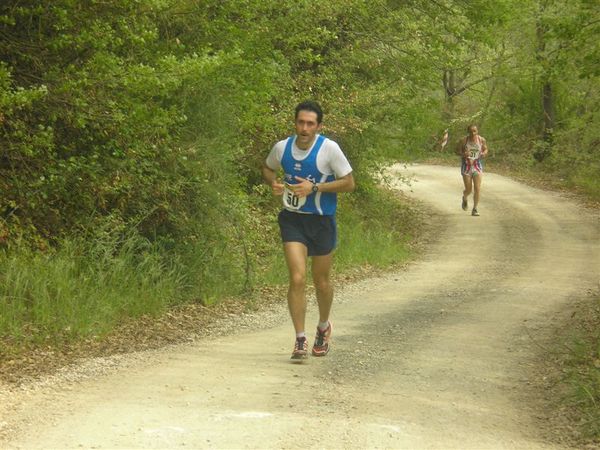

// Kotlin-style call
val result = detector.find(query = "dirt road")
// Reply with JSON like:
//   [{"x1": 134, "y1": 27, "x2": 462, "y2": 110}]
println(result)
[{"x1": 1, "y1": 164, "x2": 598, "y2": 449}]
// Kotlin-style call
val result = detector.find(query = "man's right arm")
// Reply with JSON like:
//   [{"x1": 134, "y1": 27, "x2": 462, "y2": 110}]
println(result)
[
  {"x1": 262, "y1": 163, "x2": 276, "y2": 185},
  {"x1": 262, "y1": 162, "x2": 284, "y2": 196}
]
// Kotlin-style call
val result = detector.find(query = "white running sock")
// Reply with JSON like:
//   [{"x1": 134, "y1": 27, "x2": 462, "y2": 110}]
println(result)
[
  {"x1": 318, "y1": 321, "x2": 329, "y2": 331},
  {"x1": 296, "y1": 332, "x2": 306, "y2": 339}
]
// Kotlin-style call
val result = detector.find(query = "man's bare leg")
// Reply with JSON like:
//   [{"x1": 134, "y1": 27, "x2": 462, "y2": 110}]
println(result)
[
  {"x1": 311, "y1": 252, "x2": 334, "y2": 324},
  {"x1": 283, "y1": 242, "x2": 308, "y2": 334}
]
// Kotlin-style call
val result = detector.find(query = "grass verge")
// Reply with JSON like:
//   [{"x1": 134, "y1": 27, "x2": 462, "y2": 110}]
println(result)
[
  {"x1": 0, "y1": 184, "x2": 425, "y2": 384},
  {"x1": 560, "y1": 293, "x2": 600, "y2": 444},
  {"x1": 0, "y1": 234, "x2": 183, "y2": 347}
]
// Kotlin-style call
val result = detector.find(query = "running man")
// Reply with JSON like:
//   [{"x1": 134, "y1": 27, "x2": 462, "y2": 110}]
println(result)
[
  {"x1": 457, "y1": 124, "x2": 488, "y2": 216},
  {"x1": 262, "y1": 100, "x2": 355, "y2": 360}
]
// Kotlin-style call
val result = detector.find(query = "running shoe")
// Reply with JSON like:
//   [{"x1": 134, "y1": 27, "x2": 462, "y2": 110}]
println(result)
[
  {"x1": 471, "y1": 208, "x2": 480, "y2": 216},
  {"x1": 291, "y1": 337, "x2": 308, "y2": 360},
  {"x1": 312, "y1": 321, "x2": 332, "y2": 356},
  {"x1": 461, "y1": 196, "x2": 468, "y2": 211}
]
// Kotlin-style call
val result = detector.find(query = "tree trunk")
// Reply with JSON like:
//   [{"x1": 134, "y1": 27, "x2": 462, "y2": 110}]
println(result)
[
  {"x1": 542, "y1": 81, "x2": 555, "y2": 143},
  {"x1": 534, "y1": 0, "x2": 555, "y2": 161},
  {"x1": 442, "y1": 69, "x2": 456, "y2": 118}
]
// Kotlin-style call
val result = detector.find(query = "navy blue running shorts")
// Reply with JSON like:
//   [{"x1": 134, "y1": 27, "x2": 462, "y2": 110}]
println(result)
[{"x1": 278, "y1": 209, "x2": 337, "y2": 256}]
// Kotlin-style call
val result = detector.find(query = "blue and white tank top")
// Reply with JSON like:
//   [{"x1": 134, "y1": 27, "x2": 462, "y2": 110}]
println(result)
[{"x1": 281, "y1": 135, "x2": 337, "y2": 216}]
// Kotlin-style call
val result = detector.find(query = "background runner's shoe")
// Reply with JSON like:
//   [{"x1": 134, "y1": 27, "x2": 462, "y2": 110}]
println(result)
[
  {"x1": 312, "y1": 321, "x2": 332, "y2": 356},
  {"x1": 291, "y1": 337, "x2": 308, "y2": 360},
  {"x1": 462, "y1": 197, "x2": 468, "y2": 211},
  {"x1": 472, "y1": 208, "x2": 480, "y2": 216}
]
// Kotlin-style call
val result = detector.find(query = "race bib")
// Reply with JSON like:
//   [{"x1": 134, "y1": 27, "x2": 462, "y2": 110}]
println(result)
[
  {"x1": 467, "y1": 147, "x2": 480, "y2": 160},
  {"x1": 283, "y1": 184, "x2": 306, "y2": 210},
  {"x1": 466, "y1": 140, "x2": 481, "y2": 160}
]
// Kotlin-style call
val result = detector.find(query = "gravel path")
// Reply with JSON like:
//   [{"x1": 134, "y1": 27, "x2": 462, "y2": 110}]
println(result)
[{"x1": 1, "y1": 163, "x2": 598, "y2": 449}]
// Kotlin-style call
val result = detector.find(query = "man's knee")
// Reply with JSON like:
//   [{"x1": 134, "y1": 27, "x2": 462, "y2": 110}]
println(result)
[
  {"x1": 290, "y1": 271, "x2": 306, "y2": 288},
  {"x1": 313, "y1": 275, "x2": 331, "y2": 294}
]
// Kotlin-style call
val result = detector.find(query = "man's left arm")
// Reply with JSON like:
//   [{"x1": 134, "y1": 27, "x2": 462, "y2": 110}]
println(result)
[
  {"x1": 291, "y1": 172, "x2": 355, "y2": 197},
  {"x1": 314, "y1": 172, "x2": 355, "y2": 193}
]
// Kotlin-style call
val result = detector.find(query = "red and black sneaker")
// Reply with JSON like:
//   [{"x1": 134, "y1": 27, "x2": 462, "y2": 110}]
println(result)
[
  {"x1": 291, "y1": 337, "x2": 308, "y2": 360},
  {"x1": 312, "y1": 321, "x2": 332, "y2": 357}
]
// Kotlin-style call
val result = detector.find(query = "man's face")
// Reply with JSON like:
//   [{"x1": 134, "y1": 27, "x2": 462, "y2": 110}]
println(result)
[{"x1": 294, "y1": 110, "x2": 322, "y2": 149}]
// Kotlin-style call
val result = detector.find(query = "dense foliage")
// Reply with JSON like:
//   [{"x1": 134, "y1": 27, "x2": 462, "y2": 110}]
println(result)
[
  {"x1": 1, "y1": 0, "x2": 597, "y2": 248},
  {"x1": 0, "y1": 0, "x2": 598, "y2": 313}
]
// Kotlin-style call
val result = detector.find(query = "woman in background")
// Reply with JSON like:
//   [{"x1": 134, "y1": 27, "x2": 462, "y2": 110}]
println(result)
[{"x1": 457, "y1": 124, "x2": 488, "y2": 216}]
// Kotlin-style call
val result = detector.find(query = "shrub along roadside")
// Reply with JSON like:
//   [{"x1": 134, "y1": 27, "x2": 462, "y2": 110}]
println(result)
[{"x1": 0, "y1": 185, "x2": 423, "y2": 360}]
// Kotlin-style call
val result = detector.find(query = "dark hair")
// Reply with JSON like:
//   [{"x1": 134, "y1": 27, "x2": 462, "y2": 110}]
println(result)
[{"x1": 295, "y1": 100, "x2": 323, "y2": 124}]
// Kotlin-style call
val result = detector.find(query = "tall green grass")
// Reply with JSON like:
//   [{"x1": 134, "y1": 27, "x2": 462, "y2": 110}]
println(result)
[
  {"x1": 0, "y1": 234, "x2": 184, "y2": 344},
  {"x1": 334, "y1": 189, "x2": 418, "y2": 271},
  {"x1": 335, "y1": 213, "x2": 410, "y2": 271},
  {"x1": 0, "y1": 184, "x2": 422, "y2": 349}
]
